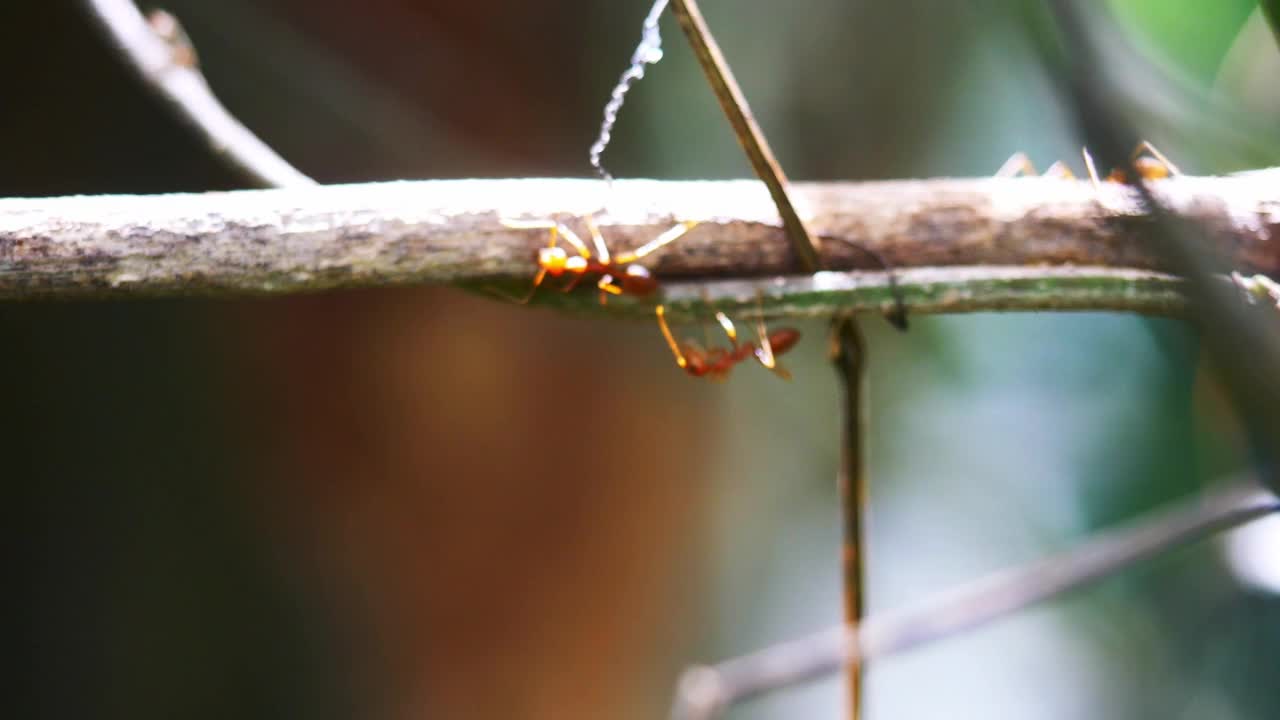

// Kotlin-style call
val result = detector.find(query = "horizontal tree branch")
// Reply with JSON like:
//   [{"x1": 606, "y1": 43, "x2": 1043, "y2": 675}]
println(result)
[{"x1": 2, "y1": 174, "x2": 1278, "y2": 316}]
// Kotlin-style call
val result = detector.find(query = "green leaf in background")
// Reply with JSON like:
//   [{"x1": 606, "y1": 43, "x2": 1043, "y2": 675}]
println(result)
[
  {"x1": 1106, "y1": 0, "x2": 1258, "y2": 83},
  {"x1": 1261, "y1": 0, "x2": 1280, "y2": 48}
]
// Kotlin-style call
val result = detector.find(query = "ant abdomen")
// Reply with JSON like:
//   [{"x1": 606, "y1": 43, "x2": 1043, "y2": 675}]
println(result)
[
  {"x1": 767, "y1": 328, "x2": 802, "y2": 356},
  {"x1": 619, "y1": 267, "x2": 659, "y2": 297}
]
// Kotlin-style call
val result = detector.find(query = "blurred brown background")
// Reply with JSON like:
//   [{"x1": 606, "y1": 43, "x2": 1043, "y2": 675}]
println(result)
[{"x1": 10, "y1": 1, "x2": 1280, "y2": 719}]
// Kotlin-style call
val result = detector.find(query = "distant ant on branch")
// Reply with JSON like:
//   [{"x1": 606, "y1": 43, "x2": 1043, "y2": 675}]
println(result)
[{"x1": 995, "y1": 140, "x2": 1181, "y2": 188}]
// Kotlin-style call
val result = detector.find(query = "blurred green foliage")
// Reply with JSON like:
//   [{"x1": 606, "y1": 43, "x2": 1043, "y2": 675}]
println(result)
[{"x1": 1107, "y1": 0, "x2": 1256, "y2": 82}]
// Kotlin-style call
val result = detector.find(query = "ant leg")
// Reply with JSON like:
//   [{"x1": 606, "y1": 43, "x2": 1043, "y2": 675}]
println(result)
[
  {"x1": 1130, "y1": 141, "x2": 1181, "y2": 179},
  {"x1": 480, "y1": 267, "x2": 547, "y2": 305},
  {"x1": 519, "y1": 269, "x2": 548, "y2": 303},
  {"x1": 558, "y1": 225, "x2": 593, "y2": 259},
  {"x1": 560, "y1": 273, "x2": 584, "y2": 294},
  {"x1": 596, "y1": 274, "x2": 624, "y2": 305},
  {"x1": 994, "y1": 152, "x2": 1038, "y2": 178},
  {"x1": 995, "y1": 152, "x2": 1077, "y2": 181},
  {"x1": 695, "y1": 286, "x2": 739, "y2": 348},
  {"x1": 503, "y1": 218, "x2": 592, "y2": 259},
  {"x1": 883, "y1": 269, "x2": 909, "y2": 331},
  {"x1": 1082, "y1": 147, "x2": 1103, "y2": 194},
  {"x1": 656, "y1": 305, "x2": 689, "y2": 370},
  {"x1": 825, "y1": 235, "x2": 908, "y2": 331},
  {"x1": 1043, "y1": 161, "x2": 1076, "y2": 179},
  {"x1": 996, "y1": 152, "x2": 1077, "y2": 181},
  {"x1": 754, "y1": 321, "x2": 777, "y2": 370},
  {"x1": 747, "y1": 290, "x2": 791, "y2": 379},
  {"x1": 713, "y1": 311, "x2": 738, "y2": 348},
  {"x1": 583, "y1": 214, "x2": 612, "y2": 265},
  {"x1": 751, "y1": 315, "x2": 792, "y2": 380},
  {"x1": 614, "y1": 221, "x2": 698, "y2": 264}
]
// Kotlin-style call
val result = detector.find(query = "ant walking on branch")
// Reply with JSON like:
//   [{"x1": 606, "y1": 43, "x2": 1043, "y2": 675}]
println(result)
[{"x1": 501, "y1": 215, "x2": 695, "y2": 305}]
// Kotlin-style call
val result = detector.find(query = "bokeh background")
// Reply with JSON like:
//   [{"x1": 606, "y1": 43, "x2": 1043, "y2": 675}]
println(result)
[{"x1": 10, "y1": 1, "x2": 1280, "y2": 718}]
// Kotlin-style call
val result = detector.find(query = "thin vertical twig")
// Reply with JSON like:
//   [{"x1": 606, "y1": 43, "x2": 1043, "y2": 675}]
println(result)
[
  {"x1": 666, "y1": 0, "x2": 821, "y2": 273},
  {"x1": 662, "y1": 6, "x2": 877, "y2": 717},
  {"x1": 662, "y1": 6, "x2": 870, "y2": 719},
  {"x1": 831, "y1": 318, "x2": 868, "y2": 720}
]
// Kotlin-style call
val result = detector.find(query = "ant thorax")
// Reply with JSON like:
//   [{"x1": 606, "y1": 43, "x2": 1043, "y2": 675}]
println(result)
[{"x1": 1131, "y1": 157, "x2": 1172, "y2": 180}]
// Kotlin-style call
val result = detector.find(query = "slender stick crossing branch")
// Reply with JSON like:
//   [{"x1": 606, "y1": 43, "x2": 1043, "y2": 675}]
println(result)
[
  {"x1": 1, "y1": 174, "x2": 1277, "y2": 310},
  {"x1": 668, "y1": 0, "x2": 821, "y2": 273}
]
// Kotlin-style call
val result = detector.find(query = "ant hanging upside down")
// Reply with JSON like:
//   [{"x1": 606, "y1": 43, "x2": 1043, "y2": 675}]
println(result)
[{"x1": 656, "y1": 300, "x2": 801, "y2": 381}]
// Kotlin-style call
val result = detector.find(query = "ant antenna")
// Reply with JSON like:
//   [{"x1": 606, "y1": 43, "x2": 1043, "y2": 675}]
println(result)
[
  {"x1": 588, "y1": 0, "x2": 670, "y2": 184},
  {"x1": 821, "y1": 235, "x2": 909, "y2": 331},
  {"x1": 750, "y1": 290, "x2": 779, "y2": 372},
  {"x1": 1082, "y1": 147, "x2": 1103, "y2": 194}
]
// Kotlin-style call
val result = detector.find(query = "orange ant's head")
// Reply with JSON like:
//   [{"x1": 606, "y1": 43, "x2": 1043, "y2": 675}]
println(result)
[
  {"x1": 536, "y1": 247, "x2": 588, "y2": 276},
  {"x1": 677, "y1": 343, "x2": 719, "y2": 378},
  {"x1": 679, "y1": 345, "x2": 707, "y2": 377},
  {"x1": 683, "y1": 356, "x2": 706, "y2": 377},
  {"x1": 680, "y1": 346, "x2": 735, "y2": 381}
]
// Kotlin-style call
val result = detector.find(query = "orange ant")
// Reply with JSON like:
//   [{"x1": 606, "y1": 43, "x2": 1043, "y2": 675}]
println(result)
[
  {"x1": 996, "y1": 141, "x2": 1180, "y2": 188},
  {"x1": 502, "y1": 215, "x2": 696, "y2": 304},
  {"x1": 1081, "y1": 141, "x2": 1181, "y2": 188},
  {"x1": 655, "y1": 298, "x2": 800, "y2": 381}
]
